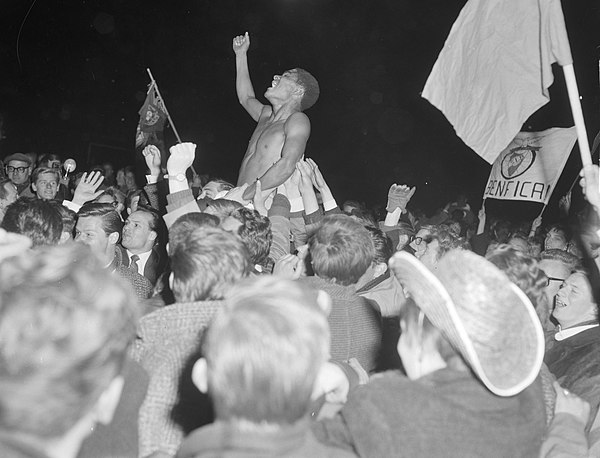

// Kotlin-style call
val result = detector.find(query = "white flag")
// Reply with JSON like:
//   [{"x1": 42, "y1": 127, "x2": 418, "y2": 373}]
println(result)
[{"x1": 422, "y1": 0, "x2": 573, "y2": 164}]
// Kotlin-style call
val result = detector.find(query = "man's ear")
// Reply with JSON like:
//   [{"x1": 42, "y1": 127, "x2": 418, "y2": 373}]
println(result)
[
  {"x1": 149, "y1": 231, "x2": 157, "y2": 242},
  {"x1": 191, "y1": 358, "x2": 209, "y2": 394},
  {"x1": 93, "y1": 375, "x2": 124, "y2": 425},
  {"x1": 59, "y1": 231, "x2": 71, "y2": 244},
  {"x1": 168, "y1": 272, "x2": 174, "y2": 290},
  {"x1": 31, "y1": 182, "x2": 38, "y2": 193},
  {"x1": 108, "y1": 231, "x2": 120, "y2": 245}
]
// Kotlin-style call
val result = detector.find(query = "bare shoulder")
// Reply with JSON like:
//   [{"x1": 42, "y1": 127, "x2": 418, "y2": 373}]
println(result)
[
  {"x1": 285, "y1": 111, "x2": 311, "y2": 133},
  {"x1": 259, "y1": 105, "x2": 273, "y2": 120}
]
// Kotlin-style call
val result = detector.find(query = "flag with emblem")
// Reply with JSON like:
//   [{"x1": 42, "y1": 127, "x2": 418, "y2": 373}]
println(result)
[
  {"x1": 135, "y1": 82, "x2": 168, "y2": 149},
  {"x1": 422, "y1": 0, "x2": 573, "y2": 164},
  {"x1": 483, "y1": 127, "x2": 577, "y2": 204}
]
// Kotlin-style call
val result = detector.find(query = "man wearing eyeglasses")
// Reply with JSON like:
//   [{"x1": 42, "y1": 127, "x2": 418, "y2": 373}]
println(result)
[{"x1": 3, "y1": 152, "x2": 34, "y2": 198}]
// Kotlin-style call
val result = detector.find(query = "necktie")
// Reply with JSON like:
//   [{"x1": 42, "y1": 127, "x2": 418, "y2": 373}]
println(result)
[{"x1": 130, "y1": 254, "x2": 140, "y2": 273}]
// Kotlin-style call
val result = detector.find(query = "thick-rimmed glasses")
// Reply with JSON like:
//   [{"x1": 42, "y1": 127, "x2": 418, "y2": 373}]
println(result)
[{"x1": 5, "y1": 166, "x2": 29, "y2": 174}]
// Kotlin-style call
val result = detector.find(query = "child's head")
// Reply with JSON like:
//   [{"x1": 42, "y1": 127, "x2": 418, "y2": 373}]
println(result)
[{"x1": 193, "y1": 276, "x2": 330, "y2": 425}]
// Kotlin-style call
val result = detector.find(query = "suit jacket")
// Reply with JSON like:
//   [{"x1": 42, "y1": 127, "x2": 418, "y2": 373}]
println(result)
[
  {"x1": 109, "y1": 247, "x2": 153, "y2": 302},
  {"x1": 130, "y1": 301, "x2": 222, "y2": 458},
  {"x1": 544, "y1": 325, "x2": 600, "y2": 431},
  {"x1": 121, "y1": 245, "x2": 167, "y2": 286}
]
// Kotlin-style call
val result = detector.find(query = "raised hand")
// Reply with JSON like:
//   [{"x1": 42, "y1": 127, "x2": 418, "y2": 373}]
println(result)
[
  {"x1": 296, "y1": 160, "x2": 314, "y2": 194},
  {"x1": 72, "y1": 171, "x2": 105, "y2": 206},
  {"x1": 167, "y1": 142, "x2": 196, "y2": 175},
  {"x1": 232, "y1": 32, "x2": 250, "y2": 55},
  {"x1": 558, "y1": 190, "x2": 572, "y2": 216},
  {"x1": 142, "y1": 145, "x2": 161, "y2": 176},
  {"x1": 223, "y1": 183, "x2": 250, "y2": 204},
  {"x1": 252, "y1": 180, "x2": 275, "y2": 216},
  {"x1": 284, "y1": 168, "x2": 301, "y2": 199},
  {"x1": 306, "y1": 158, "x2": 328, "y2": 190},
  {"x1": 530, "y1": 215, "x2": 542, "y2": 234},
  {"x1": 273, "y1": 253, "x2": 306, "y2": 280},
  {"x1": 580, "y1": 165, "x2": 600, "y2": 212},
  {"x1": 386, "y1": 184, "x2": 416, "y2": 213}
]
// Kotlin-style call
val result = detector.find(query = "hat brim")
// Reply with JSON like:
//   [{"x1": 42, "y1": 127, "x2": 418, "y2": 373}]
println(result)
[{"x1": 389, "y1": 250, "x2": 544, "y2": 397}]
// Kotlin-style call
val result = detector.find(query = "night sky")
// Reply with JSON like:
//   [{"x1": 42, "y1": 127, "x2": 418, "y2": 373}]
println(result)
[{"x1": 1, "y1": 0, "x2": 599, "y2": 215}]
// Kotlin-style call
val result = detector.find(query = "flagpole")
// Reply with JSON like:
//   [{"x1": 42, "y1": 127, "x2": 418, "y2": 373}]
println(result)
[
  {"x1": 146, "y1": 68, "x2": 199, "y2": 176},
  {"x1": 562, "y1": 65, "x2": 595, "y2": 185},
  {"x1": 146, "y1": 68, "x2": 182, "y2": 144}
]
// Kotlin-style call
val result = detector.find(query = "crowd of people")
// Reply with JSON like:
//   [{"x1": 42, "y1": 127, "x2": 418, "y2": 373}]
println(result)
[
  {"x1": 0, "y1": 139, "x2": 600, "y2": 458},
  {"x1": 2, "y1": 31, "x2": 600, "y2": 458}
]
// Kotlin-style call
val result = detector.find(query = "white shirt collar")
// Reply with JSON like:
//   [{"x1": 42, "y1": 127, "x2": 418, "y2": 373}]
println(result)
[
  {"x1": 126, "y1": 249, "x2": 152, "y2": 274},
  {"x1": 555, "y1": 323, "x2": 599, "y2": 341}
]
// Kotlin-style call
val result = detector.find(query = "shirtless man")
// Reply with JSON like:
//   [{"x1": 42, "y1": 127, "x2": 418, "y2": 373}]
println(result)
[{"x1": 233, "y1": 32, "x2": 319, "y2": 200}]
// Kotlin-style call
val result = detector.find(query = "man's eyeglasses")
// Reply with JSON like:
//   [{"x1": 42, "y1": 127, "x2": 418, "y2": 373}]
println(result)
[
  {"x1": 546, "y1": 276, "x2": 566, "y2": 286},
  {"x1": 5, "y1": 166, "x2": 29, "y2": 174},
  {"x1": 410, "y1": 235, "x2": 432, "y2": 246}
]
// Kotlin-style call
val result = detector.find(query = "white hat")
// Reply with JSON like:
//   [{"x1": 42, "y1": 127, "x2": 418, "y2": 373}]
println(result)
[{"x1": 389, "y1": 250, "x2": 544, "y2": 397}]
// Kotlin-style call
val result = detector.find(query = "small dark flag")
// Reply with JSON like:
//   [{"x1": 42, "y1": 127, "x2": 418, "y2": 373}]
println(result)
[{"x1": 135, "y1": 82, "x2": 168, "y2": 149}]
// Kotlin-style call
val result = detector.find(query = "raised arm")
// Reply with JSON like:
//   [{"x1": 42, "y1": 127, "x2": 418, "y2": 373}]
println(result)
[
  {"x1": 232, "y1": 32, "x2": 265, "y2": 122},
  {"x1": 242, "y1": 112, "x2": 310, "y2": 200}
]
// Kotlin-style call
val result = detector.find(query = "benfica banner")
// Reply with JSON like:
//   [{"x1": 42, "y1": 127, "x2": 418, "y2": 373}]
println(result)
[
  {"x1": 135, "y1": 82, "x2": 168, "y2": 149},
  {"x1": 483, "y1": 127, "x2": 577, "y2": 204}
]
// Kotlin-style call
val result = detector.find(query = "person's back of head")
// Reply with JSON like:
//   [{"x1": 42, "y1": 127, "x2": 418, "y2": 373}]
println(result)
[
  {"x1": 196, "y1": 276, "x2": 329, "y2": 425},
  {"x1": 539, "y1": 248, "x2": 581, "y2": 271},
  {"x1": 203, "y1": 198, "x2": 243, "y2": 219},
  {"x1": 0, "y1": 243, "x2": 138, "y2": 455},
  {"x1": 486, "y1": 244, "x2": 550, "y2": 324},
  {"x1": 1, "y1": 197, "x2": 63, "y2": 246},
  {"x1": 309, "y1": 214, "x2": 375, "y2": 286},
  {"x1": 226, "y1": 207, "x2": 272, "y2": 268},
  {"x1": 170, "y1": 226, "x2": 249, "y2": 302},
  {"x1": 48, "y1": 200, "x2": 77, "y2": 243},
  {"x1": 168, "y1": 212, "x2": 220, "y2": 256}
]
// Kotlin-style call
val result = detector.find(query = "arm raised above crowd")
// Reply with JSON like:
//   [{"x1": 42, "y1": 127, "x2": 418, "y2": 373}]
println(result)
[
  {"x1": 71, "y1": 171, "x2": 105, "y2": 206},
  {"x1": 233, "y1": 32, "x2": 265, "y2": 122}
]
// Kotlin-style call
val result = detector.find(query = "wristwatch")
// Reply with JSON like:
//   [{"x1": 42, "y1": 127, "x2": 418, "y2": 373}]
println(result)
[{"x1": 168, "y1": 173, "x2": 186, "y2": 182}]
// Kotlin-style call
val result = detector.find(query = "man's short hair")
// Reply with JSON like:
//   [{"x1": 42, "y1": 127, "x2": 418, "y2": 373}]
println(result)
[
  {"x1": 486, "y1": 244, "x2": 549, "y2": 317},
  {"x1": 539, "y1": 249, "x2": 581, "y2": 271},
  {"x1": 204, "y1": 198, "x2": 243, "y2": 219},
  {"x1": 78, "y1": 202, "x2": 123, "y2": 237},
  {"x1": 49, "y1": 201, "x2": 77, "y2": 235},
  {"x1": 309, "y1": 214, "x2": 375, "y2": 285},
  {"x1": 229, "y1": 207, "x2": 272, "y2": 267},
  {"x1": 365, "y1": 225, "x2": 393, "y2": 264},
  {"x1": 168, "y1": 212, "x2": 220, "y2": 256},
  {"x1": 429, "y1": 225, "x2": 470, "y2": 261},
  {"x1": 31, "y1": 166, "x2": 60, "y2": 184},
  {"x1": 204, "y1": 276, "x2": 329, "y2": 424},
  {"x1": 293, "y1": 68, "x2": 319, "y2": 111},
  {"x1": 1, "y1": 197, "x2": 63, "y2": 246},
  {"x1": 0, "y1": 244, "x2": 138, "y2": 437},
  {"x1": 170, "y1": 226, "x2": 249, "y2": 302}
]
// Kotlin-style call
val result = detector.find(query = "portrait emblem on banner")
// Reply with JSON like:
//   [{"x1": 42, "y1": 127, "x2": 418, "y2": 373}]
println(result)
[
  {"x1": 144, "y1": 105, "x2": 161, "y2": 126},
  {"x1": 500, "y1": 145, "x2": 538, "y2": 179}
]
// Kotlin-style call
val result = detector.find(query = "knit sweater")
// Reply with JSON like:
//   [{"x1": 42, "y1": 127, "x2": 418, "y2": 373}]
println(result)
[
  {"x1": 312, "y1": 368, "x2": 546, "y2": 458},
  {"x1": 131, "y1": 301, "x2": 223, "y2": 458},
  {"x1": 299, "y1": 277, "x2": 382, "y2": 374}
]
